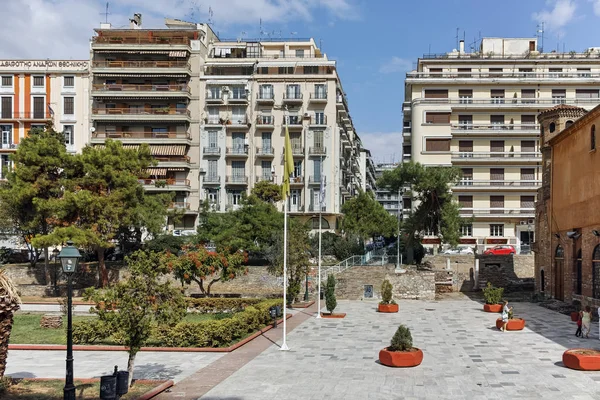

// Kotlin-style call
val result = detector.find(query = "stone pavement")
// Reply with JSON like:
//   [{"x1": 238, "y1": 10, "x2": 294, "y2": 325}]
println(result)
[{"x1": 199, "y1": 297, "x2": 600, "y2": 400}]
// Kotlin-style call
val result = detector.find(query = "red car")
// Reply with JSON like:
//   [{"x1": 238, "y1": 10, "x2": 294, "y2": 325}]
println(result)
[{"x1": 484, "y1": 245, "x2": 516, "y2": 255}]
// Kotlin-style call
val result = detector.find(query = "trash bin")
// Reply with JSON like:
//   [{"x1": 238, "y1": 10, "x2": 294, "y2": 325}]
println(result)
[
  {"x1": 116, "y1": 370, "x2": 129, "y2": 396},
  {"x1": 100, "y1": 375, "x2": 117, "y2": 400}
]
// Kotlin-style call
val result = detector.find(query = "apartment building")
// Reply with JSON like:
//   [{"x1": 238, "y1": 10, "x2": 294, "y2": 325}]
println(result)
[
  {"x1": 374, "y1": 162, "x2": 411, "y2": 219},
  {"x1": 404, "y1": 37, "x2": 600, "y2": 252},
  {"x1": 0, "y1": 59, "x2": 89, "y2": 177},
  {"x1": 201, "y1": 36, "x2": 371, "y2": 229},
  {"x1": 89, "y1": 18, "x2": 218, "y2": 233}
]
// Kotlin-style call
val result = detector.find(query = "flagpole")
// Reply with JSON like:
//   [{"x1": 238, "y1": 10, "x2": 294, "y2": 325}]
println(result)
[
  {"x1": 316, "y1": 154, "x2": 324, "y2": 318},
  {"x1": 280, "y1": 111, "x2": 290, "y2": 351}
]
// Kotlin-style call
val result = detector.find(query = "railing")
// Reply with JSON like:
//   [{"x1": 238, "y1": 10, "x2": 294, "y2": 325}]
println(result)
[
  {"x1": 308, "y1": 204, "x2": 326, "y2": 212},
  {"x1": 227, "y1": 116, "x2": 249, "y2": 125},
  {"x1": 92, "y1": 61, "x2": 190, "y2": 69},
  {"x1": 204, "y1": 175, "x2": 220, "y2": 183},
  {"x1": 206, "y1": 91, "x2": 222, "y2": 101},
  {"x1": 226, "y1": 146, "x2": 248, "y2": 155},
  {"x1": 226, "y1": 175, "x2": 248, "y2": 184},
  {"x1": 308, "y1": 175, "x2": 322, "y2": 184},
  {"x1": 413, "y1": 97, "x2": 600, "y2": 106},
  {"x1": 284, "y1": 146, "x2": 304, "y2": 155},
  {"x1": 229, "y1": 93, "x2": 248, "y2": 102},
  {"x1": 93, "y1": 36, "x2": 191, "y2": 45},
  {"x1": 92, "y1": 84, "x2": 190, "y2": 93},
  {"x1": 94, "y1": 131, "x2": 190, "y2": 139},
  {"x1": 257, "y1": 93, "x2": 275, "y2": 101},
  {"x1": 92, "y1": 108, "x2": 191, "y2": 116},
  {"x1": 309, "y1": 146, "x2": 326, "y2": 155},
  {"x1": 170, "y1": 202, "x2": 191, "y2": 210},
  {"x1": 290, "y1": 176, "x2": 304, "y2": 184},
  {"x1": 256, "y1": 115, "x2": 274, "y2": 125},
  {"x1": 451, "y1": 123, "x2": 539, "y2": 131},
  {"x1": 290, "y1": 205, "x2": 305, "y2": 212},
  {"x1": 310, "y1": 92, "x2": 328, "y2": 100},
  {"x1": 454, "y1": 179, "x2": 541, "y2": 187},
  {"x1": 459, "y1": 208, "x2": 535, "y2": 216},
  {"x1": 309, "y1": 116, "x2": 327, "y2": 125},
  {"x1": 321, "y1": 252, "x2": 391, "y2": 280},
  {"x1": 139, "y1": 178, "x2": 190, "y2": 186},
  {"x1": 255, "y1": 175, "x2": 277, "y2": 183},
  {"x1": 1, "y1": 112, "x2": 51, "y2": 119},
  {"x1": 285, "y1": 116, "x2": 303, "y2": 125},
  {"x1": 256, "y1": 146, "x2": 274, "y2": 156},
  {"x1": 407, "y1": 71, "x2": 600, "y2": 79},
  {"x1": 203, "y1": 147, "x2": 221, "y2": 155},
  {"x1": 0, "y1": 143, "x2": 18, "y2": 149},
  {"x1": 154, "y1": 155, "x2": 190, "y2": 163},
  {"x1": 451, "y1": 151, "x2": 541, "y2": 159},
  {"x1": 283, "y1": 92, "x2": 303, "y2": 101}
]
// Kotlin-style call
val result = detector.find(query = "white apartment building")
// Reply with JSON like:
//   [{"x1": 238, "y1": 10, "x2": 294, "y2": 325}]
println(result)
[
  {"x1": 404, "y1": 37, "x2": 600, "y2": 252},
  {"x1": 374, "y1": 162, "x2": 411, "y2": 219},
  {"x1": 0, "y1": 59, "x2": 89, "y2": 176}
]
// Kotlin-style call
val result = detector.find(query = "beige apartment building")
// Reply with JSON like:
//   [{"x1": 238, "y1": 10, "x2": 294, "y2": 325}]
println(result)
[
  {"x1": 404, "y1": 37, "x2": 600, "y2": 253},
  {"x1": 0, "y1": 59, "x2": 89, "y2": 177}
]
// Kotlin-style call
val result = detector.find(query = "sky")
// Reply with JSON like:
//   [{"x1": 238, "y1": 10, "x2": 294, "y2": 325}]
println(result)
[{"x1": 3, "y1": 0, "x2": 600, "y2": 163}]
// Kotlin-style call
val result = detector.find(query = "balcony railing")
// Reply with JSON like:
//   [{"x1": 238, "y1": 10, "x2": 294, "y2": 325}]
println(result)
[
  {"x1": 226, "y1": 175, "x2": 248, "y2": 184},
  {"x1": 92, "y1": 83, "x2": 190, "y2": 93},
  {"x1": 229, "y1": 93, "x2": 248, "y2": 103},
  {"x1": 256, "y1": 146, "x2": 275, "y2": 156},
  {"x1": 290, "y1": 176, "x2": 304, "y2": 184},
  {"x1": 309, "y1": 92, "x2": 328, "y2": 101},
  {"x1": 309, "y1": 204, "x2": 326, "y2": 212},
  {"x1": 455, "y1": 179, "x2": 541, "y2": 187},
  {"x1": 0, "y1": 143, "x2": 18, "y2": 150},
  {"x1": 451, "y1": 151, "x2": 541, "y2": 160},
  {"x1": 92, "y1": 60, "x2": 190, "y2": 69},
  {"x1": 283, "y1": 92, "x2": 303, "y2": 101},
  {"x1": 308, "y1": 175, "x2": 323, "y2": 184},
  {"x1": 226, "y1": 116, "x2": 249, "y2": 125},
  {"x1": 203, "y1": 146, "x2": 221, "y2": 155},
  {"x1": 283, "y1": 146, "x2": 304, "y2": 156},
  {"x1": 206, "y1": 91, "x2": 222, "y2": 102},
  {"x1": 170, "y1": 202, "x2": 191, "y2": 210},
  {"x1": 459, "y1": 208, "x2": 535, "y2": 216},
  {"x1": 0, "y1": 112, "x2": 51, "y2": 120},
  {"x1": 309, "y1": 146, "x2": 327, "y2": 155},
  {"x1": 256, "y1": 175, "x2": 277, "y2": 183},
  {"x1": 226, "y1": 146, "x2": 248, "y2": 155},
  {"x1": 93, "y1": 36, "x2": 191, "y2": 45},
  {"x1": 204, "y1": 175, "x2": 220, "y2": 183},
  {"x1": 309, "y1": 116, "x2": 327, "y2": 125},
  {"x1": 407, "y1": 71, "x2": 600, "y2": 79},
  {"x1": 93, "y1": 131, "x2": 191, "y2": 139},
  {"x1": 285, "y1": 116, "x2": 303, "y2": 126},
  {"x1": 257, "y1": 93, "x2": 275, "y2": 102},
  {"x1": 256, "y1": 115, "x2": 274, "y2": 125},
  {"x1": 92, "y1": 108, "x2": 190, "y2": 116},
  {"x1": 154, "y1": 155, "x2": 191, "y2": 163},
  {"x1": 451, "y1": 123, "x2": 539, "y2": 131},
  {"x1": 139, "y1": 178, "x2": 190, "y2": 187},
  {"x1": 413, "y1": 97, "x2": 600, "y2": 106}
]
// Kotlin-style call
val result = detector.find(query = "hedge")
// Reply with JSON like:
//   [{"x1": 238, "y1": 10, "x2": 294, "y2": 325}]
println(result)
[{"x1": 186, "y1": 297, "x2": 264, "y2": 313}]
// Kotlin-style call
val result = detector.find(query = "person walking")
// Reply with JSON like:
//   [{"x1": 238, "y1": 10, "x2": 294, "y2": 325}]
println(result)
[
  {"x1": 501, "y1": 300, "x2": 512, "y2": 332},
  {"x1": 582, "y1": 306, "x2": 592, "y2": 339},
  {"x1": 575, "y1": 310, "x2": 583, "y2": 337}
]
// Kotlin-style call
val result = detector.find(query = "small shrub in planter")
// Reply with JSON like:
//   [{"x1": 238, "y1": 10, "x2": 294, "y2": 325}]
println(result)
[
  {"x1": 482, "y1": 282, "x2": 504, "y2": 312},
  {"x1": 325, "y1": 274, "x2": 337, "y2": 314},
  {"x1": 378, "y1": 279, "x2": 398, "y2": 313},
  {"x1": 379, "y1": 324, "x2": 423, "y2": 367}
]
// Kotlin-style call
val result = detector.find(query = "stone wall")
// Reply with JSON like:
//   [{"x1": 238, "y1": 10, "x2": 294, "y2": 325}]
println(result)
[
  {"x1": 388, "y1": 270, "x2": 435, "y2": 300},
  {"x1": 478, "y1": 255, "x2": 534, "y2": 292}
]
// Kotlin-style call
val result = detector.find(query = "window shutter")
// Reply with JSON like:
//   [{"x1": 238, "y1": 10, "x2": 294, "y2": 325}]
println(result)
[
  {"x1": 1, "y1": 97, "x2": 12, "y2": 118},
  {"x1": 425, "y1": 112, "x2": 450, "y2": 124},
  {"x1": 424, "y1": 89, "x2": 448, "y2": 99},
  {"x1": 576, "y1": 89, "x2": 599, "y2": 98},
  {"x1": 458, "y1": 195, "x2": 473, "y2": 208},
  {"x1": 425, "y1": 138, "x2": 450, "y2": 152},
  {"x1": 490, "y1": 140, "x2": 505, "y2": 153},
  {"x1": 490, "y1": 195, "x2": 504, "y2": 214},
  {"x1": 520, "y1": 196, "x2": 535, "y2": 209},
  {"x1": 521, "y1": 140, "x2": 535, "y2": 153},
  {"x1": 490, "y1": 168, "x2": 504, "y2": 181},
  {"x1": 459, "y1": 140, "x2": 473, "y2": 152},
  {"x1": 491, "y1": 89, "x2": 505, "y2": 97}
]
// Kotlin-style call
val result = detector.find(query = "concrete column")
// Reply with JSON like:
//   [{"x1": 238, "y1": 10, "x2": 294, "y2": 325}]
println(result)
[{"x1": 446, "y1": 258, "x2": 450, "y2": 270}]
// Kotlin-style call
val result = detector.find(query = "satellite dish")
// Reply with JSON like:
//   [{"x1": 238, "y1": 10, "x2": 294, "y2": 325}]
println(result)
[{"x1": 90, "y1": 127, "x2": 96, "y2": 132}]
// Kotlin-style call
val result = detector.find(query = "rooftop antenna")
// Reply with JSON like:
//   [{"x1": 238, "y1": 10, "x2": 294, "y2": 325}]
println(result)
[
  {"x1": 536, "y1": 22, "x2": 545, "y2": 52},
  {"x1": 455, "y1": 27, "x2": 460, "y2": 50},
  {"x1": 101, "y1": 2, "x2": 111, "y2": 24},
  {"x1": 208, "y1": 6, "x2": 214, "y2": 26},
  {"x1": 186, "y1": 1, "x2": 201, "y2": 23}
]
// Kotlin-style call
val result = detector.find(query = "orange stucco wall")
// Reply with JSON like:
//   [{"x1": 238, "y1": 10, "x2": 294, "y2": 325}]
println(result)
[
  {"x1": 24, "y1": 75, "x2": 30, "y2": 117},
  {"x1": 552, "y1": 118, "x2": 600, "y2": 230},
  {"x1": 13, "y1": 75, "x2": 19, "y2": 143}
]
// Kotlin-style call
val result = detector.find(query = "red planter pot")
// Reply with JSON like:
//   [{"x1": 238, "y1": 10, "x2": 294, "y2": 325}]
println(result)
[
  {"x1": 563, "y1": 349, "x2": 600, "y2": 371},
  {"x1": 378, "y1": 303, "x2": 399, "y2": 313},
  {"x1": 379, "y1": 347, "x2": 423, "y2": 368},
  {"x1": 495, "y1": 318, "x2": 526, "y2": 331},
  {"x1": 571, "y1": 311, "x2": 580, "y2": 322},
  {"x1": 484, "y1": 304, "x2": 502, "y2": 313},
  {"x1": 320, "y1": 313, "x2": 346, "y2": 318}
]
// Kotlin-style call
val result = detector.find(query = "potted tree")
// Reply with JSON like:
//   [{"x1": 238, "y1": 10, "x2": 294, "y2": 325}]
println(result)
[
  {"x1": 483, "y1": 282, "x2": 503, "y2": 312},
  {"x1": 563, "y1": 349, "x2": 600, "y2": 371},
  {"x1": 495, "y1": 305, "x2": 526, "y2": 330},
  {"x1": 379, "y1": 325, "x2": 423, "y2": 368},
  {"x1": 321, "y1": 274, "x2": 345, "y2": 318},
  {"x1": 378, "y1": 279, "x2": 398, "y2": 313}
]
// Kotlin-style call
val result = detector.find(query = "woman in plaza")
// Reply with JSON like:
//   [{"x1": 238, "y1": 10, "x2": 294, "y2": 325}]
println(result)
[{"x1": 582, "y1": 305, "x2": 592, "y2": 339}]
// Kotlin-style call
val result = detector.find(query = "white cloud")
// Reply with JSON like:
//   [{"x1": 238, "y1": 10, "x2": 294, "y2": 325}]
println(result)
[
  {"x1": 359, "y1": 132, "x2": 404, "y2": 164},
  {"x1": 379, "y1": 57, "x2": 413, "y2": 74},
  {"x1": 590, "y1": 0, "x2": 600, "y2": 16},
  {"x1": 532, "y1": 0, "x2": 577, "y2": 32},
  {"x1": 0, "y1": 0, "x2": 357, "y2": 59}
]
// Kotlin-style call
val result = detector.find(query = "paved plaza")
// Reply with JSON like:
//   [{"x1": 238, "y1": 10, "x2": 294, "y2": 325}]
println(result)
[{"x1": 200, "y1": 297, "x2": 600, "y2": 400}]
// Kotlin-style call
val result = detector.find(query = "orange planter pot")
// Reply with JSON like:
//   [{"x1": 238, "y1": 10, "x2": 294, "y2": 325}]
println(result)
[
  {"x1": 378, "y1": 303, "x2": 399, "y2": 313},
  {"x1": 563, "y1": 349, "x2": 600, "y2": 371},
  {"x1": 484, "y1": 304, "x2": 502, "y2": 313},
  {"x1": 379, "y1": 347, "x2": 423, "y2": 368},
  {"x1": 495, "y1": 318, "x2": 525, "y2": 331},
  {"x1": 320, "y1": 313, "x2": 346, "y2": 318}
]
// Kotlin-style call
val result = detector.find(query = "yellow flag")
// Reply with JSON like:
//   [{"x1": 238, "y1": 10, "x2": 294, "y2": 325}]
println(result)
[{"x1": 282, "y1": 124, "x2": 294, "y2": 200}]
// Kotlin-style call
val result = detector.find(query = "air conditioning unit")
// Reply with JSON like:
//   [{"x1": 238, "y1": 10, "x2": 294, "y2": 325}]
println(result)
[
  {"x1": 528, "y1": 219, "x2": 535, "y2": 224},
  {"x1": 303, "y1": 113, "x2": 310, "y2": 118},
  {"x1": 520, "y1": 221, "x2": 527, "y2": 225},
  {"x1": 221, "y1": 86, "x2": 230, "y2": 92}
]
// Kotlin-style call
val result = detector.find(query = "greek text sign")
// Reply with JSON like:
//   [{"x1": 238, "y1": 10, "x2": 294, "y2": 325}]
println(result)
[{"x1": 0, "y1": 60, "x2": 89, "y2": 72}]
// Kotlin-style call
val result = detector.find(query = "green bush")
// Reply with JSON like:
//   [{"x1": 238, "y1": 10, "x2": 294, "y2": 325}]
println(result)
[
  {"x1": 388, "y1": 325, "x2": 412, "y2": 352},
  {"x1": 325, "y1": 274, "x2": 337, "y2": 313},
  {"x1": 380, "y1": 279, "x2": 395, "y2": 305},
  {"x1": 482, "y1": 282, "x2": 504, "y2": 305},
  {"x1": 72, "y1": 319, "x2": 113, "y2": 344},
  {"x1": 187, "y1": 298, "x2": 264, "y2": 313}
]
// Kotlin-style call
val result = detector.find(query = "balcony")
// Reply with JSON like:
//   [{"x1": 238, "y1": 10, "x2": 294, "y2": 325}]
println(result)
[
  {"x1": 308, "y1": 175, "x2": 323, "y2": 185},
  {"x1": 308, "y1": 204, "x2": 326, "y2": 212},
  {"x1": 453, "y1": 180, "x2": 542, "y2": 191},
  {"x1": 225, "y1": 115, "x2": 249, "y2": 128},
  {"x1": 226, "y1": 146, "x2": 249, "y2": 157},
  {"x1": 309, "y1": 115, "x2": 327, "y2": 127},
  {"x1": 203, "y1": 175, "x2": 221, "y2": 184},
  {"x1": 139, "y1": 178, "x2": 191, "y2": 191},
  {"x1": 406, "y1": 69, "x2": 600, "y2": 83},
  {"x1": 206, "y1": 91, "x2": 223, "y2": 104},
  {"x1": 282, "y1": 146, "x2": 304, "y2": 157},
  {"x1": 92, "y1": 83, "x2": 190, "y2": 97},
  {"x1": 459, "y1": 208, "x2": 536, "y2": 218},
  {"x1": 228, "y1": 93, "x2": 248, "y2": 104},
  {"x1": 203, "y1": 146, "x2": 221, "y2": 157},
  {"x1": 290, "y1": 176, "x2": 304, "y2": 185},
  {"x1": 256, "y1": 146, "x2": 275, "y2": 157},
  {"x1": 255, "y1": 115, "x2": 274, "y2": 128},
  {"x1": 255, "y1": 175, "x2": 277, "y2": 183},
  {"x1": 283, "y1": 92, "x2": 303, "y2": 104},
  {"x1": 285, "y1": 116, "x2": 304, "y2": 129},
  {"x1": 413, "y1": 97, "x2": 600, "y2": 109},
  {"x1": 91, "y1": 60, "x2": 190, "y2": 74},
  {"x1": 225, "y1": 175, "x2": 248, "y2": 185},
  {"x1": 154, "y1": 155, "x2": 191, "y2": 167},
  {"x1": 169, "y1": 202, "x2": 191, "y2": 210},
  {"x1": 92, "y1": 35, "x2": 191, "y2": 50},
  {"x1": 450, "y1": 123, "x2": 539, "y2": 136},
  {"x1": 256, "y1": 92, "x2": 275, "y2": 104},
  {"x1": 309, "y1": 92, "x2": 328, "y2": 103},
  {"x1": 289, "y1": 205, "x2": 305, "y2": 213},
  {"x1": 0, "y1": 112, "x2": 51, "y2": 121},
  {"x1": 451, "y1": 151, "x2": 542, "y2": 163},
  {"x1": 309, "y1": 146, "x2": 327, "y2": 156},
  {"x1": 91, "y1": 131, "x2": 191, "y2": 144},
  {"x1": 91, "y1": 107, "x2": 191, "y2": 121}
]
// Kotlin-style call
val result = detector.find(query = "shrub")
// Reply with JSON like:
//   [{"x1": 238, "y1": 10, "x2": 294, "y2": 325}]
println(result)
[
  {"x1": 482, "y1": 282, "x2": 504, "y2": 305},
  {"x1": 388, "y1": 325, "x2": 413, "y2": 352},
  {"x1": 187, "y1": 298, "x2": 264, "y2": 313},
  {"x1": 325, "y1": 274, "x2": 337, "y2": 313},
  {"x1": 72, "y1": 319, "x2": 113, "y2": 344},
  {"x1": 380, "y1": 279, "x2": 395, "y2": 305}
]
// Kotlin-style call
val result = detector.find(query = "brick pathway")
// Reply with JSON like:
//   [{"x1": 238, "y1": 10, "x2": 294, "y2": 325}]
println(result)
[{"x1": 156, "y1": 305, "x2": 318, "y2": 400}]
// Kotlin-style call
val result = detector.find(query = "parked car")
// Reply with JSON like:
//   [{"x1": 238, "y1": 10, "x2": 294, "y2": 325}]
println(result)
[
  {"x1": 443, "y1": 246, "x2": 474, "y2": 255},
  {"x1": 484, "y1": 245, "x2": 516, "y2": 256}
]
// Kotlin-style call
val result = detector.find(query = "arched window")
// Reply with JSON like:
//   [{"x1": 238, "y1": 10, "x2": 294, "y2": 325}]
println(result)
[
  {"x1": 593, "y1": 245, "x2": 600, "y2": 299},
  {"x1": 549, "y1": 122, "x2": 556, "y2": 133},
  {"x1": 565, "y1": 120, "x2": 574, "y2": 128},
  {"x1": 574, "y1": 249, "x2": 582, "y2": 295},
  {"x1": 592, "y1": 125, "x2": 596, "y2": 151},
  {"x1": 311, "y1": 217, "x2": 330, "y2": 230},
  {"x1": 554, "y1": 245, "x2": 565, "y2": 300},
  {"x1": 540, "y1": 270, "x2": 545, "y2": 292}
]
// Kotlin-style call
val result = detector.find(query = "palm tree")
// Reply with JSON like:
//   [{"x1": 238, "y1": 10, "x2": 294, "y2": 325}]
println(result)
[{"x1": 0, "y1": 269, "x2": 20, "y2": 378}]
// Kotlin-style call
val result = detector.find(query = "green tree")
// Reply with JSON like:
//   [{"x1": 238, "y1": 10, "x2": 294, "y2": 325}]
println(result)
[
  {"x1": 265, "y1": 220, "x2": 311, "y2": 304},
  {"x1": 144, "y1": 234, "x2": 186, "y2": 254},
  {"x1": 378, "y1": 162, "x2": 463, "y2": 247},
  {"x1": 250, "y1": 180, "x2": 282, "y2": 204},
  {"x1": 165, "y1": 245, "x2": 248, "y2": 295},
  {"x1": 325, "y1": 273, "x2": 337, "y2": 313},
  {"x1": 340, "y1": 191, "x2": 397, "y2": 241},
  {"x1": 0, "y1": 124, "x2": 73, "y2": 284},
  {"x1": 33, "y1": 140, "x2": 172, "y2": 287},
  {"x1": 83, "y1": 251, "x2": 186, "y2": 387},
  {"x1": 309, "y1": 232, "x2": 364, "y2": 261}
]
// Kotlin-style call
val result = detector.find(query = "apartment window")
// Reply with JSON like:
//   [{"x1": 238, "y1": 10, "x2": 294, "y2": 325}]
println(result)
[
  {"x1": 259, "y1": 67, "x2": 268, "y2": 75},
  {"x1": 1, "y1": 125, "x2": 12, "y2": 148},
  {"x1": 293, "y1": 160, "x2": 302, "y2": 178},
  {"x1": 460, "y1": 168, "x2": 473, "y2": 185},
  {"x1": 490, "y1": 115, "x2": 504, "y2": 129},
  {"x1": 552, "y1": 89, "x2": 566, "y2": 104},
  {"x1": 576, "y1": 89, "x2": 599, "y2": 99},
  {"x1": 232, "y1": 132, "x2": 245, "y2": 151},
  {"x1": 314, "y1": 84, "x2": 327, "y2": 99},
  {"x1": 313, "y1": 158, "x2": 322, "y2": 181},
  {"x1": 232, "y1": 106, "x2": 246, "y2": 123},
  {"x1": 303, "y1": 66, "x2": 318, "y2": 74},
  {"x1": 458, "y1": 140, "x2": 473, "y2": 156},
  {"x1": 290, "y1": 133, "x2": 301, "y2": 149},
  {"x1": 490, "y1": 168, "x2": 504, "y2": 186},
  {"x1": 63, "y1": 125, "x2": 74, "y2": 146},
  {"x1": 208, "y1": 131, "x2": 218, "y2": 148},
  {"x1": 521, "y1": 89, "x2": 536, "y2": 104},
  {"x1": 207, "y1": 188, "x2": 219, "y2": 206},
  {"x1": 519, "y1": 68, "x2": 533, "y2": 77},
  {"x1": 63, "y1": 76, "x2": 74, "y2": 88},
  {"x1": 458, "y1": 90, "x2": 473, "y2": 104},
  {"x1": 259, "y1": 85, "x2": 273, "y2": 99},
  {"x1": 1, "y1": 76, "x2": 12, "y2": 87},
  {"x1": 520, "y1": 195, "x2": 535, "y2": 209},
  {"x1": 33, "y1": 76, "x2": 44, "y2": 87},
  {"x1": 490, "y1": 140, "x2": 504, "y2": 154},
  {"x1": 521, "y1": 115, "x2": 536, "y2": 129},
  {"x1": 314, "y1": 130, "x2": 324, "y2": 149},
  {"x1": 520, "y1": 168, "x2": 535, "y2": 186},
  {"x1": 577, "y1": 68, "x2": 591, "y2": 77},
  {"x1": 425, "y1": 112, "x2": 450, "y2": 124},
  {"x1": 458, "y1": 68, "x2": 471, "y2": 77},
  {"x1": 490, "y1": 224, "x2": 504, "y2": 237},
  {"x1": 63, "y1": 97, "x2": 74, "y2": 115},
  {"x1": 207, "y1": 159, "x2": 218, "y2": 178},
  {"x1": 489, "y1": 68, "x2": 502, "y2": 77},
  {"x1": 425, "y1": 138, "x2": 450, "y2": 152},
  {"x1": 208, "y1": 86, "x2": 220, "y2": 99},
  {"x1": 458, "y1": 115, "x2": 473, "y2": 129},
  {"x1": 261, "y1": 132, "x2": 272, "y2": 152},
  {"x1": 429, "y1": 68, "x2": 442, "y2": 77},
  {"x1": 424, "y1": 89, "x2": 448, "y2": 99},
  {"x1": 231, "y1": 86, "x2": 246, "y2": 100},
  {"x1": 241, "y1": 66, "x2": 253, "y2": 75},
  {"x1": 461, "y1": 224, "x2": 473, "y2": 237},
  {"x1": 0, "y1": 154, "x2": 12, "y2": 179},
  {"x1": 314, "y1": 111, "x2": 325, "y2": 125},
  {"x1": 521, "y1": 140, "x2": 536, "y2": 154},
  {"x1": 286, "y1": 84, "x2": 301, "y2": 99},
  {"x1": 491, "y1": 89, "x2": 505, "y2": 104},
  {"x1": 207, "y1": 106, "x2": 219, "y2": 123},
  {"x1": 228, "y1": 190, "x2": 243, "y2": 206},
  {"x1": 231, "y1": 160, "x2": 245, "y2": 178},
  {"x1": 592, "y1": 125, "x2": 596, "y2": 151},
  {"x1": 295, "y1": 49, "x2": 305, "y2": 58},
  {"x1": 290, "y1": 189, "x2": 301, "y2": 211},
  {"x1": 458, "y1": 195, "x2": 473, "y2": 210},
  {"x1": 279, "y1": 67, "x2": 294, "y2": 74},
  {"x1": 0, "y1": 97, "x2": 12, "y2": 119},
  {"x1": 261, "y1": 160, "x2": 272, "y2": 180},
  {"x1": 33, "y1": 96, "x2": 45, "y2": 118}
]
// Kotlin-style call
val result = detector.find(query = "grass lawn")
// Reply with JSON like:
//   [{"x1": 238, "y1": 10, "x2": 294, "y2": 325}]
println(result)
[
  {"x1": 1, "y1": 378, "x2": 157, "y2": 399},
  {"x1": 10, "y1": 312, "x2": 233, "y2": 345}
]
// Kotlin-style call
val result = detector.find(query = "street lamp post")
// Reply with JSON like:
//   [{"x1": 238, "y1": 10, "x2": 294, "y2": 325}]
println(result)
[
  {"x1": 59, "y1": 241, "x2": 82, "y2": 400},
  {"x1": 396, "y1": 189, "x2": 404, "y2": 269},
  {"x1": 528, "y1": 224, "x2": 532, "y2": 252},
  {"x1": 52, "y1": 247, "x2": 60, "y2": 297}
]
